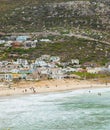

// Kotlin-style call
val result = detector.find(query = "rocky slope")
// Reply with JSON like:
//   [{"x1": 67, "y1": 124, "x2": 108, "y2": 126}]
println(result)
[
  {"x1": 0, "y1": 0, "x2": 110, "y2": 42},
  {"x1": 0, "y1": 0, "x2": 110, "y2": 64}
]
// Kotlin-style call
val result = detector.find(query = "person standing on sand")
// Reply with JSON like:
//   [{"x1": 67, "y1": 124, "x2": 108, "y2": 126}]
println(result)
[
  {"x1": 8, "y1": 84, "x2": 11, "y2": 89},
  {"x1": 106, "y1": 81, "x2": 108, "y2": 86},
  {"x1": 25, "y1": 89, "x2": 27, "y2": 92},
  {"x1": 32, "y1": 87, "x2": 36, "y2": 93}
]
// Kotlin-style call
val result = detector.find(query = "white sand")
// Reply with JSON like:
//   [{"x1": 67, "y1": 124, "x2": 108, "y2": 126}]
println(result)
[{"x1": 0, "y1": 79, "x2": 110, "y2": 96}]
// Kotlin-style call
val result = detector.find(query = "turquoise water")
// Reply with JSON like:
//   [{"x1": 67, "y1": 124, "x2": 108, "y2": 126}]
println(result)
[{"x1": 0, "y1": 88, "x2": 110, "y2": 130}]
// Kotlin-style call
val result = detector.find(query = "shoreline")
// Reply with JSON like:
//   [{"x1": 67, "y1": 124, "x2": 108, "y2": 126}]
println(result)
[{"x1": 0, "y1": 79, "x2": 110, "y2": 97}]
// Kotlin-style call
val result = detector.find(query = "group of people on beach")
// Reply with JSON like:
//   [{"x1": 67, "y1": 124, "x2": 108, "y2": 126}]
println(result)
[{"x1": 22, "y1": 87, "x2": 36, "y2": 94}]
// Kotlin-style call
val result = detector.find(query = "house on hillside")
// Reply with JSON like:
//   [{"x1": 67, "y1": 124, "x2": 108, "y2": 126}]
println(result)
[
  {"x1": 62, "y1": 67, "x2": 77, "y2": 73},
  {"x1": 11, "y1": 41, "x2": 22, "y2": 48},
  {"x1": 4, "y1": 41, "x2": 13, "y2": 47},
  {"x1": 16, "y1": 59, "x2": 28, "y2": 66},
  {"x1": 16, "y1": 36, "x2": 30, "y2": 42},
  {"x1": 6, "y1": 64, "x2": 19, "y2": 70},
  {"x1": 19, "y1": 68, "x2": 32, "y2": 75},
  {"x1": 9, "y1": 53, "x2": 19, "y2": 58},
  {"x1": 48, "y1": 68, "x2": 64, "y2": 79},
  {"x1": 0, "y1": 32, "x2": 5, "y2": 37},
  {"x1": 35, "y1": 60, "x2": 48, "y2": 67},
  {"x1": 26, "y1": 72, "x2": 40, "y2": 81},
  {"x1": 0, "y1": 61, "x2": 9, "y2": 66},
  {"x1": 50, "y1": 56, "x2": 60, "y2": 62},
  {"x1": 105, "y1": 62, "x2": 110, "y2": 69},
  {"x1": 11, "y1": 69, "x2": 20, "y2": 73},
  {"x1": 0, "y1": 40, "x2": 5, "y2": 44},
  {"x1": 33, "y1": 40, "x2": 38, "y2": 43},
  {"x1": 40, "y1": 67, "x2": 49, "y2": 75},
  {"x1": 82, "y1": 62, "x2": 99, "y2": 68},
  {"x1": 24, "y1": 41, "x2": 36, "y2": 48},
  {"x1": 71, "y1": 59, "x2": 79, "y2": 65},
  {"x1": 0, "y1": 74, "x2": 13, "y2": 81},
  {"x1": 5, "y1": 74, "x2": 13, "y2": 81},
  {"x1": 9, "y1": 36, "x2": 17, "y2": 41},
  {"x1": 87, "y1": 67, "x2": 104, "y2": 74},
  {"x1": 40, "y1": 55, "x2": 51, "y2": 61},
  {"x1": 40, "y1": 39, "x2": 51, "y2": 43},
  {"x1": 12, "y1": 73, "x2": 22, "y2": 80},
  {"x1": 0, "y1": 74, "x2": 5, "y2": 81}
]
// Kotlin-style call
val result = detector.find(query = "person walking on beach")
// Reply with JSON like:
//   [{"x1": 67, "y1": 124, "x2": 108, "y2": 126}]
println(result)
[{"x1": 32, "y1": 87, "x2": 36, "y2": 93}]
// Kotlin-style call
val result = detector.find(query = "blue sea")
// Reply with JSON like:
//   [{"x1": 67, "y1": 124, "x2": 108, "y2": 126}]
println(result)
[{"x1": 0, "y1": 88, "x2": 110, "y2": 130}]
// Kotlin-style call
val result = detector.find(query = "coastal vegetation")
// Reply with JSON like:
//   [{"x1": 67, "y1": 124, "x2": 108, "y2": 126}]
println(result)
[
  {"x1": 0, "y1": 36, "x2": 110, "y2": 65},
  {"x1": 70, "y1": 72, "x2": 108, "y2": 80}
]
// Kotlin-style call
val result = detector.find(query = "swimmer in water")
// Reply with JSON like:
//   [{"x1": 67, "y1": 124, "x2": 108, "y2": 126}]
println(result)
[{"x1": 98, "y1": 92, "x2": 101, "y2": 96}]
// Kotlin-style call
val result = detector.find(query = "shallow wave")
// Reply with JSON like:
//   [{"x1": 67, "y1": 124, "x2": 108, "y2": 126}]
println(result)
[{"x1": 0, "y1": 87, "x2": 110, "y2": 130}]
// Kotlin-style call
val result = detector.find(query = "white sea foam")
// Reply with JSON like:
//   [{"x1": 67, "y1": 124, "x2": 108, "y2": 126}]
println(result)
[{"x1": 0, "y1": 87, "x2": 110, "y2": 130}]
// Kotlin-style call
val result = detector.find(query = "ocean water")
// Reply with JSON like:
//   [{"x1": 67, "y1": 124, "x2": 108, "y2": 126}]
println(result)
[{"x1": 0, "y1": 88, "x2": 110, "y2": 130}]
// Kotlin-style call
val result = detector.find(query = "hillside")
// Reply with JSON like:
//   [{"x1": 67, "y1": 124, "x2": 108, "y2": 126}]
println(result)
[
  {"x1": 0, "y1": 0, "x2": 110, "y2": 42},
  {"x1": 0, "y1": 0, "x2": 110, "y2": 64},
  {"x1": 0, "y1": 36, "x2": 110, "y2": 65}
]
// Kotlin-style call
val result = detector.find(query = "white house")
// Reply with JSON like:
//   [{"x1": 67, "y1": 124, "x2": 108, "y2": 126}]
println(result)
[
  {"x1": 0, "y1": 61, "x2": 9, "y2": 66},
  {"x1": 40, "y1": 39, "x2": 51, "y2": 42},
  {"x1": 35, "y1": 60, "x2": 48, "y2": 67},
  {"x1": 50, "y1": 56, "x2": 60, "y2": 62},
  {"x1": 33, "y1": 40, "x2": 38, "y2": 43},
  {"x1": 62, "y1": 67, "x2": 77, "y2": 73},
  {"x1": 40, "y1": 68, "x2": 49, "y2": 75},
  {"x1": 11, "y1": 69, "x2": 20, "y2": 73},
  {"x1": 4, "y1": 41, "x2": 13, "y2": 47},
  {"x1": 71, "y1": 59, "x2": 79, "y2": 65},
  {"x1": 16, "y1": 36, "x2": 30, "y2": 42},
  {"x1": 0, "y1": 40, "x2": 5, "y2": 44},
  {"x1": 87, "y1": 67, "x2": 104, "y2": 74},
  {"x1": 24, "y1": 41, "x2": 36, "y2": 48},
  {"x1": 40, "y1": 55, "x2": 51, "y2": 61},
  {"x1": 48, "y1": 68, "x2": 64, "y2": 79},
  {"x1": 0, "y1": 74, "x2": 13, "y2": 81},
  {"x1": 5, "y1": 74, "x2": 13, "y2": 81},
  {"x1": 16, "y1": 59, "x2": 28, "y2": 66}
]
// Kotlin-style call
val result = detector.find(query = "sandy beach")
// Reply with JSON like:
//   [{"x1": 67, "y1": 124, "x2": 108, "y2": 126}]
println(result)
[{"x1": 0, "y1": 79, "x2": 110, "y2": 97}]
